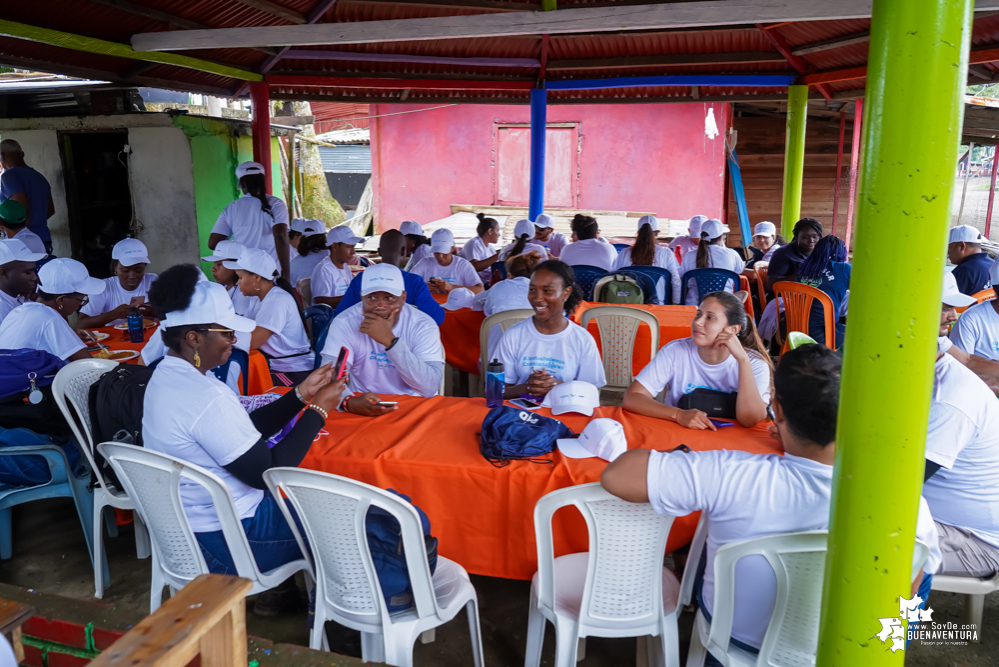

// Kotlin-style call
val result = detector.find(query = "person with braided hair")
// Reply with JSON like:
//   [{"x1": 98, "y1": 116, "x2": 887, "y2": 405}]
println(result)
[
  {"x1": 797, "y1": 233, "x2": 850, "y2": 349},
  {"x1": 765, "y1": 217, "x2": 822, "y2": 293}
]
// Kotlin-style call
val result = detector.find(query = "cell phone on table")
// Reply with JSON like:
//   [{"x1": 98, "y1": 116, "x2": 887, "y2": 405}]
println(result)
[
  {"x1": 334, "y1": 346, "x2": 350, "y2": 380},
  {"x1": 709, "y1": 418, "x2": 734, "y2": 428},
  {"x1": 375, "y1": 401, "x2": 398, "y2": 407},
  {"x1": 509, "y1": 397, "x2": 542, "y2": 410}
]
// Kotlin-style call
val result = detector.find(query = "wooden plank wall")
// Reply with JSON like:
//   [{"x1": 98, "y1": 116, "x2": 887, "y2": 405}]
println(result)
[{"x1": 726, "y1": 114, "x2": 855, "y2": 246}]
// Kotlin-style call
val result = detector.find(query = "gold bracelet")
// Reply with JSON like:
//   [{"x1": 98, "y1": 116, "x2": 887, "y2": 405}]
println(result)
[{"x1": 308, "y1": 404, "x2": 329, "y2": 420}]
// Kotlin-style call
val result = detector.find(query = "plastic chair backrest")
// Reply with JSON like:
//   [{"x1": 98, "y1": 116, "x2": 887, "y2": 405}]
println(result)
[
  {"x1": 263, "y1": 467, "x2": 439, "y2": 630},
  {"x1": 52, "y1": 359, "x2": 119, "y2": 488},
  {"x1": 612, "y1": 243, "x2": 631, "y2": 252},
  {"x1": 534, "y1": 483, "x2": 675, "y2": 631},
  {"x1": 754, "y1": 261, "x2": 770, "y2": 309},
  {"x1": 304, "y1": 304, "x2": 334, "y2": 368},
  {"x1": 579, "y1": 306, "x2": 660, "y2": 389},
  {"x1": 491, "y1": 260, "x2": 508, "y2": 284},
  {"x1": 569, "y1": 265, "x2": 610, "y2": 302},
  {"x1": 592, "y1": 273, "x2": 646, "y2": 305},
  {"x1": 773, "y1": 282, "x2": 835, "y2": 354},
  {"x1": 97, "y1": 442, "x2": 263, "y2": 588},
  {"x1": 228, "y1": 348, "x2": 250, "y2": 395},
  {"x1": 957, "y1": 287, "x2": 997, "y2": 314},
  {"x1": 296, "y1": 278, "x2": 313, "y2": 309},
  {"x1": 680, "y1": 268, "x2": 742, "y2": 305},
  {"x1": 620, "y1": 265, "x2": 674, "y2": 305},
  {"x1": 479, "y1": 309, "x2": 534, "y2": 379}
]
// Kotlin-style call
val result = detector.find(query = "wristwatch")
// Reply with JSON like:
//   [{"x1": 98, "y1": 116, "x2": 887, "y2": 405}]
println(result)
[{"x1": 385, "y1": 336, "x2": 400, "y2": 351}]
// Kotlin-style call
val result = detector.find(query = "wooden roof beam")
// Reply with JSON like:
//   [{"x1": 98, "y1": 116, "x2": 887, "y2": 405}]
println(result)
[
  {"x1": 230, "y1": 0, "x2": 307, "y2": 25},
  {"x1": 282, "y1": 49, "x2": 540, "y2": 67},
  {"x1": 791, "y1": 30, "x2": 869, "y2": 57},
  {"x1": 339, "y1": 0, "x2": 542, "y2": 12},
  {"x1": 805, "y1": 43, "x2": 999, "y2": 88},
  {"x1": 266, "y1": 74, "x2": 535, "y2": 89},
  {"x1": 270, "y1": 90, "x2": 824, "y2": 105},
  {"x1": 547, "y1": 50, "x2": 786, "y2": 71},
  {"x1": 755, "y1": 23, "x2": 833, "y2": 101}
]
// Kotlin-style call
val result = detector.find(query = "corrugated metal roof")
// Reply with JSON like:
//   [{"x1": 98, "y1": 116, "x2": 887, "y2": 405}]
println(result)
[{"x1": 319, "y1": 143, "x2": 371, "y2": 172}]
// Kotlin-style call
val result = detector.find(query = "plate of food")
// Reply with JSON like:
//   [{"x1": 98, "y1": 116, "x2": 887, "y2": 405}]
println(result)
[
  {"x1": 90, "y1": 349, "x2": 140, "y2": 362},
  {"x1": 113, "y1": 318, "x2": 157, "y2": 330},
  {"x1": 84, "y1": 331, "x2": 109, "y2": 342}
]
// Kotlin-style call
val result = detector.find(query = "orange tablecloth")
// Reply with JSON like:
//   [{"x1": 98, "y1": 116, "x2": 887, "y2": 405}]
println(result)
[
  {"x1": 301, "y1": 395, "x2": 779, "y2": 580},
  {"x1": 573, "y1": 303, "x2": 696, "y2": 376},
  {"x1": 440, "y1": 308, "x2": 487, "y2": 374},
  {"x1": 89, "y1": 325, "x2": 156, "y2": 363}
]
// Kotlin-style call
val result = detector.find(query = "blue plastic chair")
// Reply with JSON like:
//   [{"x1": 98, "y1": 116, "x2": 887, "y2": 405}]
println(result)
[
  {"x1": 619, "y1": 265, "x2": 675, "y2": 305},
  {"x1": 210, "y1": 348, "x2": 250, "y2": 395},
  {"x1": 569, "y1": 265, "x2": 609, "y2": 301},
  {"x1": 680, "y1": 268, "x2": 742, "y2": 306},
  {"x1": 304, "y1": 304, "x2": 335, "y2": 369},
  {"x1": 490, "y1": 260, "x2": 508, "y2": 284},
  {"x1": 612, "y1": 243, "x2": 631, "y2": 253}
]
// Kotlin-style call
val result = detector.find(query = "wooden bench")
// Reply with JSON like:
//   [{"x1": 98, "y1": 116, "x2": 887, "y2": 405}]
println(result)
[
  {"x1": 89, "y1": 575, "x2": 252, "y2": 667},
  {"x1": 0, "y1": 597, "x2": 35, "y2": 663}
]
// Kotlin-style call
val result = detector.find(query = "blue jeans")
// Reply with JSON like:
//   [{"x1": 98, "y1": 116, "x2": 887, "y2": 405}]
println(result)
[{"x1": 195, "y1": 491, "x2": 304, "y2": 575}]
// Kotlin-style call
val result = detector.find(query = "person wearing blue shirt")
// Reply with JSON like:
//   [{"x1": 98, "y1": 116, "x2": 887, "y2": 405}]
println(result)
[
  {"x1": 334, "y1": 229, "x2": 445, "y2": 325},
  {"x1": 797, "y1": 234, "x2": 850, "y2": 349},
  {"x1": 0, "y1": 140, "x2": 54, "y2": 252},
  {"x1": 948, "y1": 225, "x2": 993, "y2": 296}
]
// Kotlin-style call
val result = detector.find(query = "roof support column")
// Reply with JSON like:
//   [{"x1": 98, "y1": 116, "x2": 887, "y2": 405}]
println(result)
[
  {"x1": 817, "y1": 1, "x2": 972, "y2": 665},
  {"x1": 250, "y1": 81, "x2": 273, "y2": 195},
  {"x1": 529, "y1": 88, "x2": 547, "y2": 221},
  {"x1": 780, "y1": 84, "x2": 808, "y2": 238}
]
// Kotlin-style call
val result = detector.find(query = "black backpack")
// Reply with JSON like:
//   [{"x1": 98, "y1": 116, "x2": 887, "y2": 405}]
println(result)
[{"x1": 86, "y1": 361, "x2": 158, "y2": 488}]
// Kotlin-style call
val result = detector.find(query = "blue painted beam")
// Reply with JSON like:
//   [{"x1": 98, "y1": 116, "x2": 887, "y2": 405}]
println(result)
[
  {"x1": 529, "y1": 88, "x2": 547, "y2": 221},
  {"x1": 727, "y1": 147, "x2": 753, "y2": 247},
  {"x1": 546, "y1": 74, "x2": 796, "y2": 91}
]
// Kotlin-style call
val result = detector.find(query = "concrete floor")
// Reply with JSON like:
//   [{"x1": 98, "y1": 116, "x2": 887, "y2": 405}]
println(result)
[{"x1": 0, "y1": 497, "x2": 996, "y2": 666}]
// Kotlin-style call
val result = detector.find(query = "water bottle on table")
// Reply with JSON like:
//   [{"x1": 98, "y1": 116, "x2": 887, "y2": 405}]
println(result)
[
  {"x1": 126, "y1": 307, "x2": 144, "y2": 343},
  {"x1": 486, "y1": 359, "x2": 505, "y2": 408}
]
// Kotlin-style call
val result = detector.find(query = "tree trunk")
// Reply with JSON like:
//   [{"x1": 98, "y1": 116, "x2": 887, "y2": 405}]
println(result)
[{"x1": 292, "y1": 100, "x2": 346, "y2": 228}]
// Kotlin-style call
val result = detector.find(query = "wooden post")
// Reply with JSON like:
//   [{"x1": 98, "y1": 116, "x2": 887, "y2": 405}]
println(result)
[
  {"x1": 832, "y1": 111, "x2": 846, "y2": 235},
  {"x1": 845, "y1": 97, "x2": 863, "y2": 251},
  {"x1": 250, "y1": 82, "x2": 272, "y2": 195},
  {"x1": 957, "y1": 141, "x2": 976, "y2": 225},
  {"x1": 986, "y1": 147, "x2": 999, "y2": 239}
]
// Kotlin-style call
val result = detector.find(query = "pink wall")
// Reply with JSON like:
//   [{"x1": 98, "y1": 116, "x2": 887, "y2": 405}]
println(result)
[{"x1": 370, "y1": 101, "x2": 730, "y2": 231}]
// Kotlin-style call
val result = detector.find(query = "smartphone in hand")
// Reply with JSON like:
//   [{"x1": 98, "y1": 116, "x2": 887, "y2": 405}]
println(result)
[
  {"x1": 335, "y1": 347, "x2": 350, "y2": 380},
  {"x1": 129, "y1": 296, "x2": 145, "y2": 307}
]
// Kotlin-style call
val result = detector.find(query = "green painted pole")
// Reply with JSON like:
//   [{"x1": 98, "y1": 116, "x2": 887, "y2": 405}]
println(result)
[
  {"x1": 780, "y1": 84, "x2": 808, "y2": 238},
  {"x1": 816, "y1": 0, "x2": 972, "y2": 664}
]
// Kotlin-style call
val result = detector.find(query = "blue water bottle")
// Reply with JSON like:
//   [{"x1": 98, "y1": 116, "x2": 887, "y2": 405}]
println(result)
[
  {"x1": 486, "y1": 359, "x2": 505, "y2": 408},
  {"x1": 126, "y1": 307, "x2": 144, "y2": 343}
]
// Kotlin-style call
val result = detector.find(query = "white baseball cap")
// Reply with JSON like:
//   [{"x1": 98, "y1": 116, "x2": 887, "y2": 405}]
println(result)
[
  {"x1": 949, "y1": 225, "x2": 985, "y2": 244},
  {"x1": 700, "y1": 218, "x2": 730, "y2": 240},
  {"x1": 638, "y1": 215, "x2": 659, "y2": 232},
  {"x1": 223, "y1": 248, "x2": 278, "y2": 280},
  {"x1": 162, "y1": 280, "x2": 256, "y2": 332},
  {"x1": 399, "y1": 220, "x2": 424, "y2": 236},
  {"x1": 0, "y1": 239, "x2": 45, "y2": 265},
  {"x1": 291, "y1": 218, "x2": 318, "y2": 234},
  {"x1": 112, "y1": 238, "x2": 150, "y2": 267},
  {"x1": 361, "y1": 262, "x2": 405, "y2": 297},
  {"x1": 431, "y1": 228, "x2": 455, "y2": 254},
  {"x1": 202, "y1": 240, "x2": 247, "y2": 262},
  {"x1": 442, "y1": 287, "x2": 475, "y2": 311},
  {"x1": 754, "y1": 221, "x2": 777, "y2": 237},
  {"x1": 38, "y1": 258, "x2": 105, "y2": 295},
  {"x1": 514, "y1": 219, "x2": 535, "y2": 239},
  {"x1": 689, "y1": 215, "x2": 708, "y2": 237},
  {"x1": 942, "y1": 270, "x2": 976, "y2": 307},
  {"x1": 534, "y1": 213, "x2": 554, "y2": 229},
  {"x1": 556, "y1": 418, "x2": 627, "y2": 461},
  {"x1": 235, "y1": 161, "x2": 265, "y2": 180},
  {"x1": 541, "y1": 380, "x2": 600, "y2": 416},
  {"x1": 327, "y1": 225, "x2": 364, "y2": 246}
]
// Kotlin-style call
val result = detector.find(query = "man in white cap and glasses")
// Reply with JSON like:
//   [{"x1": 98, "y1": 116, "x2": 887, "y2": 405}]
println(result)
[
  {"x1": 532, "y1": 213, "x2": 568, "y2": 259},
  {"x1": 0, "y1": 258, "x2": 104, "y2": 361},
  {"x1": 322, "y1": 262, "x2": 445, "y2": 411},
  {"x1": 948, "y1": 224, "x2": 993, "y2": 296},
  {"x1": 0, "y1": 238, "x2": 44, "y2": 325},
  {"x1": 209, "y1": 162, "x2": 291, "y2": 280},
  {"x1": 746, "y1": 221, "x2": 780, "y2": 267},
  {"x1": 668, "y1": 215, "x2": 707, "y2": 260},
  {"x1": 312, "y1": 225, "x2": 364, "y2": 308},
  {"x1": 410, "y1": 228, "x2": 484, "y2": 294},
  {"x1": 78, "y1": 238, "x2": 157, "y2": 328}
]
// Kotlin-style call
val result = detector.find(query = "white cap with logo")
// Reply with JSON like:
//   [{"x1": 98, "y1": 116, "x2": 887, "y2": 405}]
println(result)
[
  {"x1": 399, "y1": 220, "x2": 424, "y2": 236},
  {"x1": 38, "y1": 258, "x2": 106, "y2": 295},
  {"x1": 202, "y1": 240, "x2": 247, "y2": 263},
  {"x1": 431, "y1": 228, "x2": 455, "y2": 254},
  {"x1": 235, "y1": 161, "x2": 265, "y2": 180},
  {"x1": 291, "y1": 218, "x2": 320, "y2": 234},
  {"x1": 223, "y1": 248, "x2": 278, "y2": 280},
  {"x1": 0, "y1": 239, "x2": 45, "y2": 265},
  {"x1": 442, "y1": 287, "x2": 475, "y2": 311},
  {"x1": 163, "y1": 281, "x2": 256, "y2": 332},
  {"x1": 700, "y1": 218, "x2": 730, "y2": 240},
  {"x1": 754, "y1": 221, "x2": 777, "y2": 237},
  {"x1": 949, "y1": 225, "x2": 985, "y2": 244},
  {"x1": 327, "y1": 225, "x2": 364, "y2": 246},
  {"x1": 112, "y1": 238, "x2": 150, "y2": 267},
  {"x1": 689, "y1": 215, "x2": 708, "y2": 238},
  {"x1": 361, "y1": 262, "x2": 406, "y2": 297},
  {"x1": 541, "y1": 380, "x2": 600, "y2": 416},
  {"x1": 514, "y1": 219, "x2": 535, "y2": 239},
  {"x1": 534, "y1": 213, "x2": 554, "y2": 229},
  {"x1": 638, "y1": 215, "x2": 659, "y2": 232},
  {"x1": 556, "y1": 418, "x2": 627, "y2": 461},
  {"x1": 942, "y1": 270, "x2": 976, "y2": 307}
]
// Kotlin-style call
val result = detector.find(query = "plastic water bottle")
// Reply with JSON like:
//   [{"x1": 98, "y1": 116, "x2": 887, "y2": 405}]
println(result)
[
  {"x1": 486, "y1": 359, "x2": 505, "y2": 408},
  {"x1": 126, "y1": 307, "x2": 144, "y2": 343}
]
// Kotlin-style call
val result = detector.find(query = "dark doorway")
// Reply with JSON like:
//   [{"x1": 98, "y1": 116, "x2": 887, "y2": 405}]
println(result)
[{"x1": 58, "y1": 131, "x2": 133, "y2": 278}]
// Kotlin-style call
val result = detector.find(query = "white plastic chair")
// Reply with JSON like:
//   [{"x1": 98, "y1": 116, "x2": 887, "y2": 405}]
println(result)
[
  {"x1": 263, "y1": 467, "x2": 484, "y2": 667},
  {"x1": 931, "y1": 572, "x2": 999, "y2": 634},
  {"x1": 527, "y1": 483, "x2": 680, "y2": 667},
  {"x1": 685, "y1": 531, "x2": 930, "y2": 667},
  {"x1": 478, "y1": 308, "x2": 534, "y2": 394},
  {"x1": 579, "y1": 305, "x2": 661, "y2": 391},
  {"x1": 97, "y1": 442, "x2": 312, "y2": 613},
  {"x1": 51, "y1": 359, "x2": 151, "y2": 599}
]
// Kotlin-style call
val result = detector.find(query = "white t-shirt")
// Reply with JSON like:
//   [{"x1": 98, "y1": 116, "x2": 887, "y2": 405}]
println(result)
[
  {"x1": 310, "y1": 256, "x2": 354, "y2": 299},
  {"x1": 252, "y1": 287, "x2": 312, "y2": 372},
  {"x1": 613, "y1": 245, "x2": 683, "y2": 305},
  {"x1": 498, "y1": 241, "x2": 548, "y2": 262},
  {"x1": 924, "y1": 353, "x2": 999, "y2": 547},
  {"x1": 13, "y1": 228, "x2": 46, "y2": 255},
  {"x1": 211, "y1": 193, "x2": 290, "y2": 264},
  {"x1": 635, "y1": 337, "x2": 771, "y2": 407},
  {"x1": 141, "y1": 329, "x2": 250, "y2": 395},
  {"x1": 536, "y1": 231, "x2": 568, "y2": 258},
  {"x1": 405, "y1": 244, "x2": 433, "y2": 271},
  {"x1": 321, "y1": 302, "x2": 444, "y2": 396},
  {"x1": 0, "y1": 301, "x2": 84, "y2": 360},
  {"x1": 290, "y1": 251, "x2": 328, "y2": 288},
  {"x1": 410, "y1": 255, "x2": 483, "y2": 288},
  {"x1": 226, "y1": 284, "x2": 255, "y2": 317},
  {"x1": 646, "y1": 449, "x2": 940, "y2": 649},
  {"x1": 0, "y1": 290, "x2": 24, "y2": 326},
  {"x1": 559, "y1": 239, "x2": 619, "y2": 272},
  {"x1": 667, "y1": 235, "x2": 699, "y2": 258},
  {"x1": 950, "y1": 300, "x2": 999, "y2": 360},
  {"x1": 80, "y1": 274, "x2": 158, "y2": 325},
  {"x1": 678, "y1": 244, "x2": 745, "y2": 304},
  {"x1": 142, "y1": 356, "x2": 264, "y2": 532},
  {"x1": 494, "y1": 317, "x2": 607, "y2": 387},
  {"x1": 460, "y1": 236, "x2": 497, "y2": 284},
  {"x1": 473, "y1": 276, "x2": 531, "y2": 317}
]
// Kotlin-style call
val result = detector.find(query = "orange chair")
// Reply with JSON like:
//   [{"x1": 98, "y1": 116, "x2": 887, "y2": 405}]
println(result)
[
  {"x1": 957, "y1": 288, "x2": 996, "y2": 314},
  {"x1": 773, "y1": 281, "x2": 836, "y2": 355},
  {"x1": 754, "y1": 262, "x2": 770, "y2": 310}
]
